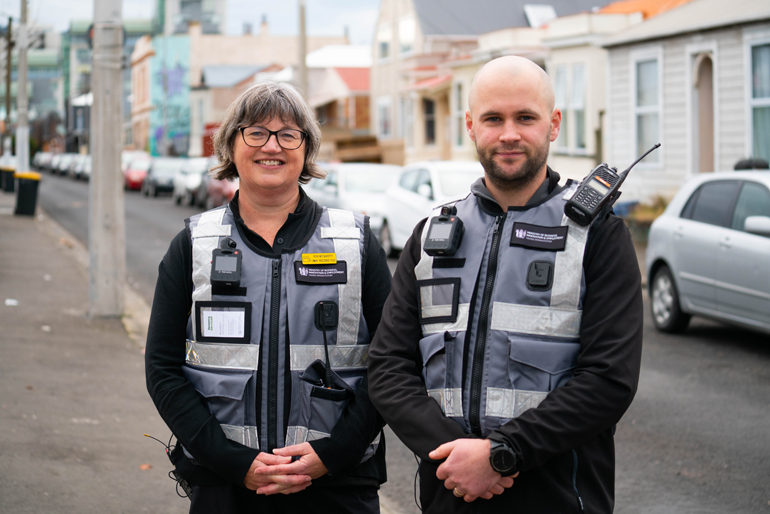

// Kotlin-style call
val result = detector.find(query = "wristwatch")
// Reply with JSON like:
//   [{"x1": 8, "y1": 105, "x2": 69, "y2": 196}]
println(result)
[{"x1": 489, "y1": 440, "x2": 518, "y2": 476}]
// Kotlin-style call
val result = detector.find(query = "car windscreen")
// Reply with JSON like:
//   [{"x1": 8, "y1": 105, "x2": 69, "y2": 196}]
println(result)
[
  {"x1": 152, "y1": 160, "x2": 182, "y2": 177},
  {"x1": 438, "y1": 171, "x2": 483, "y2": 197},
  {"x1": 344, "y1": 170, "x2": 394, "y2": 193},
  {"x1": 129, "y1": 159, "x2": 152, "y2": 171}
]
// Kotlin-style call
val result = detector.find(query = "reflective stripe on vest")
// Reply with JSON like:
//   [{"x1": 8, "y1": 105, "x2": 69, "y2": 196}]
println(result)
[
  {"x1": 186, "y1": 340, "x2": 369, "y2": 371},
  {"x1": 222, "y1": 424, "x2": 260, "y2": 449},
  {"x1": 427, "y1": 388, "x2": 464, "y2": 417},
  {"x1": 485, "y1": 387, "x2": 548, "y2": 419},
  {"x1": 322, "y1": 209, "x2": 362, "y2": 346},
  {"x1": 190, "y1": 207, "x2": 230, "y2": 334}
]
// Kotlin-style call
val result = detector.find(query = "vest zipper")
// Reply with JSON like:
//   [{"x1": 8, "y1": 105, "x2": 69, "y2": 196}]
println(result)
[
  {"x1": 267, "y1": 259, "x2": 281, "y2": 451},
  {"x1": 469, "y1": 214, "x2": 505, "y2": 437}
]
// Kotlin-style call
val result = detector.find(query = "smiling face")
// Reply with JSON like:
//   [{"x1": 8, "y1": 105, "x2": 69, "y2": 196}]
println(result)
[
  {"x1": 233, "y1": 116, "x2": 306, "y2": 199},
  {"x1": 466, "y1": 57, "x2": 561, "y2": 194}
]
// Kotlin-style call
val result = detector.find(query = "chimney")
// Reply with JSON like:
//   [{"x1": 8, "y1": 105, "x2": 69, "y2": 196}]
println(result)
[{"x1": 261, "y1": 14, "x2": 268, "y2": 36}]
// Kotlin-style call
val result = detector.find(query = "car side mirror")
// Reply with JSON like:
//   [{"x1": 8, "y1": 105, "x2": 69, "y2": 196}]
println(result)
[
  {"x1": 417, "y1": 183, "x2": 433, "y2": 200},
  {"x1": 744, "y1": 216, "x2": 770, "y2": 237}
]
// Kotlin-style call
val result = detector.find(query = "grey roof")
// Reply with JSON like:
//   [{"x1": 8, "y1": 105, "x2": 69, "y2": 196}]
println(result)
[
  {"x1": 602, "y1": 0, "x2": 770, "y2": 48},
  {"x1": 201, "y1": 65, "x2": 267, "y2": 88},
  {"x1": 412, "y1": 0, "x2": 613, "y2": 37}
]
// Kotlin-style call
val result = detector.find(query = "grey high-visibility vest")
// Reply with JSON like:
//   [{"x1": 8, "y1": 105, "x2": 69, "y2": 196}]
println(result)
[
  {"x1": 415, "y1": 184, "x2": 591, "y2": 437},
  {"x1": 183, "y1": 205, "x2": 378, "y2": 458}
]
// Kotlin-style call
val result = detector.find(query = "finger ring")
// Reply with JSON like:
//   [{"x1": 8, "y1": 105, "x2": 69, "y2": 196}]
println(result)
[{"x1": 453, "y1": 487, "x2": 464, "y2": 498}]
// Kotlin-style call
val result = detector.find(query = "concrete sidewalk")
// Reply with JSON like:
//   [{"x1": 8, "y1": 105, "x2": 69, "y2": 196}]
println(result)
[{"x1": 0, "y1": 190, "x2": 187, "y2": 513}]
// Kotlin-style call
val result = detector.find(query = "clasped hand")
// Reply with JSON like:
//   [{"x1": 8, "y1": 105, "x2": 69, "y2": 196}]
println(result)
[
  {"x1": 243, "y1": 442, "x2": 328, "y2": 495},
  {"x1": 429, "y1": 439, "x2": 517, "y2": 502}
]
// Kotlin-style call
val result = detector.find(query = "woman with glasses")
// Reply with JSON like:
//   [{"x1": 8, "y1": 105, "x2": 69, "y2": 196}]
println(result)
[{"x1": 145, "y1": 82, "x2": 391, "y2": 513}]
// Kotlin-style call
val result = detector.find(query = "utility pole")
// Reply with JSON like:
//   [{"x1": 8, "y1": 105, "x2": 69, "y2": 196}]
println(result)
[
  {"x1": 15, "y1": 0, "x2": 28, "y2": 172},
  {"x1": 3, "y1": 17, "x2": 12, "y2": 155},
  {"x1": 89, "y1": 0, "x2": 125, "y2": 317},
  {"x1": 298, "y1": 0, "x2": 308, "y2": 97}
]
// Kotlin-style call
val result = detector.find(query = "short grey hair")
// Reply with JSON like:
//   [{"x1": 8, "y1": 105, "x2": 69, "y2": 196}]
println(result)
[{"x1": 211, "y1": 82, "x2": 324, "y2": 184}]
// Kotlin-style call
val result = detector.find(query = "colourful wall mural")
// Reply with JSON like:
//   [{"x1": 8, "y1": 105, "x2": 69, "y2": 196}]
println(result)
[{"x1": 150, "y1": 35, "x2": 190, "y2": 156}]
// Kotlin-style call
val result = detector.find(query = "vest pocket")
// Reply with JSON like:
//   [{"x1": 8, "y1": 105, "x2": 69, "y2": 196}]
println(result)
[
  {"x1": 294, "y1": 360, "x2": 355, "y2": 439},
  {"x1": 183, "y1": 366, "x2": 252, "y2": 425},
  {"x1": 419, "y1": 332, "x2": 448, "y2": 390},
  {"x1": 507, "y1": 336, "x2": 580, "y2": 392}
]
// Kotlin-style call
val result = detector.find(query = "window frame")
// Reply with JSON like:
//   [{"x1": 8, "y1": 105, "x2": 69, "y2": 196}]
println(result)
[
  {"x1": 452, "y1": 81, "x2": 466, "y2": 148},
  {"x1": 745, "y1": 36, "x2": 770, "y2": 163},
  {"x1": 630, "y1": 47, "x2": 664, "y2": 169}
]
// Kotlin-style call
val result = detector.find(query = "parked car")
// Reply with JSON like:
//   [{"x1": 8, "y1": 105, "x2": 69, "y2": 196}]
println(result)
[
  {"x1": 381, "y1": 160, "x2": 485, "y2": 256},
  {"x1": 306, "y1": 162, "x2": 401, "y2": 242},
  {"x1": 47, "y1": 153, "x2": 62, "y2": 173},
  {"x1": 142, "y1": 157, "x2": 186, "y2": 197},
  {"x1": 68, "y1": 154, "x2": 89, "y2": 179},
  {"x1": 122, "y1": 150, "x2": 149, "y2": 172},
  {"x1": 646, "y1": 171, "x2": 770, "y2": 335},
  {"x1": 71, "y1": 154, "x2": 92, "y2": 180},
  {"x1": 124, "y1": 156, "x2": 152, "y2": 191},
  {"x1": 205, "y1": 176, "x2": 239, "y2": 209},
  {"x1": 33, "y1": 151, "x2": 52, "y2": 170},
  {"x1": 172, "y1": 156, "x2": 216, "y2": 206},
  {"x1": 56, "y1": 153, "x2": 79, "y2": 176}
]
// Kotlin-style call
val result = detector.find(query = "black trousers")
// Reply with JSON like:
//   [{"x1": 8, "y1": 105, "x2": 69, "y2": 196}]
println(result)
[{"x1": 189, "y1": 484, "x2": 380, "y2": 514}]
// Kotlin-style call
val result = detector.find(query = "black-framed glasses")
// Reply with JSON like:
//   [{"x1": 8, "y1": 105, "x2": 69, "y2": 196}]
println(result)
[{"x1": 239, "y1": 126, "x2": 306, "y2": 150}]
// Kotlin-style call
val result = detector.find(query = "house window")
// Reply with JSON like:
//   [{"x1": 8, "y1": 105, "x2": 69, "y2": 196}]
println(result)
[
  {"x1": 454, "y1": 82, "x2": 465, "y2": 147},
  {"x1": 377, "y1": 24, "x2": 392, "y2": 60},
  {"x1": 403, "y1": 96, "x2": 414, "y2": 148},
  {"x1": 424, "y1": 98, "x2": 436, "y2": 145},
  {"x1": 634, "y1": 57, "x2": 660, "y2": 163},
  {"x1": 751, "y1": 43, "x2": 770, "y2": 162},
  {"x1": 554, "y1": 65, "x2": 568, "y2": 150},
  {"x1": 399, "y1": 17, "x2": 415, "y2": 54},
  {"x1": 553, "y1": 63, "x2": 586, "y2": 152},
  {"x1": 571, "y1": 64, "x2": 586, "y2": 150},
  {"x1": 377, "y1": 97, "x2": 392, "y2": 139}
]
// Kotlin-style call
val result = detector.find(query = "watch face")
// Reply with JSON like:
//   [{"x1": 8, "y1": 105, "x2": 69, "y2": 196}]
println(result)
[{"x1": 493, "y1": 447, "x2": 515, "y2": 473}]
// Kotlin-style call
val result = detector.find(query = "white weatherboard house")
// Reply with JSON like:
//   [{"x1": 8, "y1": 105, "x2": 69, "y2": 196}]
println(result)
[{"x1": 602, "y1": 0, "x2": 770, "y2": 203}]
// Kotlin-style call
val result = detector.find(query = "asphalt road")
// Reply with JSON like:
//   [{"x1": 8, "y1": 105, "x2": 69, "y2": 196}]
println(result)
[{"x1": 38, "y1": 173, "x2": 770, "y2": 513}]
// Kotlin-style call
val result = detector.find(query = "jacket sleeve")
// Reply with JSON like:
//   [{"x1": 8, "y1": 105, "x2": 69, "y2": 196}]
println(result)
[
  {"x1": 488, "y1": 215, "x2": 643, "y2": 471},
  {"x1": 309, "y1": 219, "x2": 392, "y2": 476},
  {"x1": 368, "y1": 220, "x2": 470, "y2": 461},
  {"x1": 144, "y1": 228, "x2": 259, "y2": 486}
]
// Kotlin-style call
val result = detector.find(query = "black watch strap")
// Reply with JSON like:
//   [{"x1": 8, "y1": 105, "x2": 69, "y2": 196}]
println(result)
[{"x1": 489, "y1": 440, "x2": 518, "y2": 476}]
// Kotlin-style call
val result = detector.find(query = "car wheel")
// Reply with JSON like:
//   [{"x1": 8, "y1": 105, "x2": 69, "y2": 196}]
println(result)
[
  {"x1": 651, "y1": 265, "x2": 690, "y2": 333},
  {"x1": 380, "y1": 221, "x2": 395, "y2": 258},
  {"x1": 174, "y1": 193, "x2": 182, "y2": 205}
]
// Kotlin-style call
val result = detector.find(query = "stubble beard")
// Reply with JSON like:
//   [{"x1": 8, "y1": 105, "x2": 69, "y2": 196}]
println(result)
[{"x1": 476, "y1": 135, "x2": 550, "y2": 193}]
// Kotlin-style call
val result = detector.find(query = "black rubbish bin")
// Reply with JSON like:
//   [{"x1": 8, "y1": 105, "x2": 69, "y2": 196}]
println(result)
[
  {"x1": 14, "y1": 171, "x2": 41, "y2": 216},
  {"x1": 1, "y1": 166, "x2": 14, "y2": 193}
]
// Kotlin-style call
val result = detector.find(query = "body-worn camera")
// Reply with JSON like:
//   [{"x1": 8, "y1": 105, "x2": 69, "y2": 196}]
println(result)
[
  {"x1": 210, "y1": 238, "x2": 241, "y2": 288},
  {"x1": 424, "y1": 205, "x2": 464, "y2": 256}
]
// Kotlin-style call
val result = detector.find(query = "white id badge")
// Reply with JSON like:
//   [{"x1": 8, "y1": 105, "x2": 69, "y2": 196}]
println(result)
[{"x1": 195, "y1": 301, "x2": 252, "y2": 343}]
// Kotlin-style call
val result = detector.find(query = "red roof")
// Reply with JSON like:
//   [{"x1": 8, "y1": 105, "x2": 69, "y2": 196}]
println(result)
[
  {"x1": 600, "y1": 0, "x2": 696, "y2": 18},
  {"x1": 334, "y1": 68, "x2": 370, "y2": 92},
  {"x1": 407, "y1": 75, "x2": 451, "y2": 91}
]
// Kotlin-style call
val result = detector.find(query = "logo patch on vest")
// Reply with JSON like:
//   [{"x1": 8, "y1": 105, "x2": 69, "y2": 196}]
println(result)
[
  {"x1": 294, "y1": 261, "x2": 347, "y2": 284},
  {"x1": 510, "y1": 222, "x2": 568, "y2": 251}
]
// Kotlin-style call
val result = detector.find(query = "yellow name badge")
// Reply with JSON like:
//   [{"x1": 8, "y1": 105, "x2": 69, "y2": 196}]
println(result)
[{"x1": 301, "y1": 253, "x2": 337, "y2": 265}]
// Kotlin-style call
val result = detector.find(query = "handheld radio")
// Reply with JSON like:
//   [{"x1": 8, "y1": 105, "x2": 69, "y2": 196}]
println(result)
[{"x1": 565, "y1": 143, "x2": 661, "y2": 226}]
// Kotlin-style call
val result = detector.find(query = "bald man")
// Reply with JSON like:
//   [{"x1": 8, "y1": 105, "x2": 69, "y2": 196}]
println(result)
[{"x1": 368, "y1": 55, "x2": 643, "y2": 513}]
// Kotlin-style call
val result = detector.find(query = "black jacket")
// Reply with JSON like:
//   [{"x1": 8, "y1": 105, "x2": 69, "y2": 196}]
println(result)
[
  {"x1": 145, "y1": 188, "x2": 391, "y2": 489},
  {"x1": 368, "y1": 172, "x2": 643, "y2": 513}
]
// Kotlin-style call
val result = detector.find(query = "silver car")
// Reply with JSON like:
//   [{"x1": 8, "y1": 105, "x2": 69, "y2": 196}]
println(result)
[
  {"x1": 382, "y1": 161, "x2": 484, "y2": 256},
  {"x1": 646, "y1": 171, "x2": 770, "y2": 334},
  {"x1": 306, "y1": 163, "x2": 401, "y2": 243}
]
